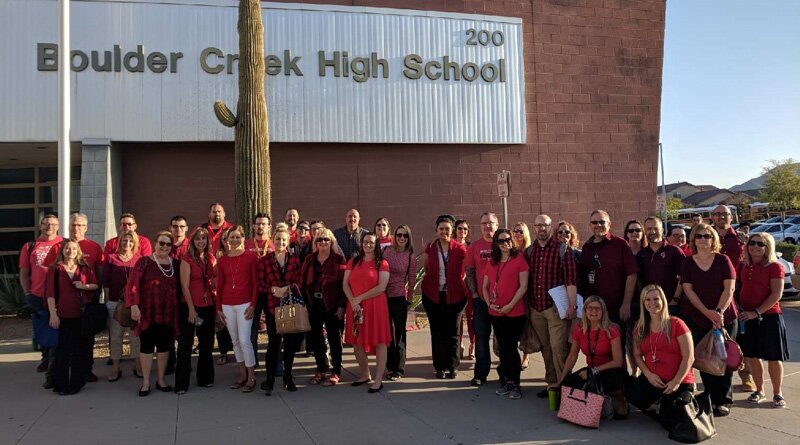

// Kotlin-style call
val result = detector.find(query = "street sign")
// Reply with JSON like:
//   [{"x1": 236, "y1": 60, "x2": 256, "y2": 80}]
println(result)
[
  {"x1": 497, "y1": 170, "x2": 510, "y2": 198},
  {"x1": 655, "y1": 194, "x2": 666, "y2": 212}
]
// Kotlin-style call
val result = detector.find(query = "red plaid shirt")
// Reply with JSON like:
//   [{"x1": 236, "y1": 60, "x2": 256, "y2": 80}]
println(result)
[
  {"x1": 258, "y1": 251, "x2": 301, "y2": 314},
  {"x1": 527, "y1": 237, "x2": 577, "y2": 312}
]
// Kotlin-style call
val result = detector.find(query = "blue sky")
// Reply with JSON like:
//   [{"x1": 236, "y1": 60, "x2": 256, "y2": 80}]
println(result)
[{"x1": 660, "y1": 0, "x2": 800, "y2": 189}]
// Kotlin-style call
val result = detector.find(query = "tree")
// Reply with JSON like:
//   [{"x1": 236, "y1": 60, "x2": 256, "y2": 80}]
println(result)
[
  {"x1": 759, "y1": 159, "x2": 800, "y2": 215},
  {"x1": 665, "y1": 197, "x2": 683, "y2": 220},
  {"x1": 214, "y1": 0, "x2": 270, "y2": 224}
]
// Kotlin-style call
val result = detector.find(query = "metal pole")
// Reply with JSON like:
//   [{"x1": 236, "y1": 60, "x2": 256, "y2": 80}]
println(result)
[
  {"x1": 503, "y1": 197, "x2": 509, "y2": 228},
  {"x1": 58, "y1": 0, "x2": 71, "y2": 220},
  {"x1": 659, "y1": 142, "x2": 667, "y2": 229}
]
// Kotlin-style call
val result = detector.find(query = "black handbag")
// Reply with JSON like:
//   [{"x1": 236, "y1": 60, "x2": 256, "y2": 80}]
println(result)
[{"x1": 661, "y1": 391, "x2": 717, "y2": 443}]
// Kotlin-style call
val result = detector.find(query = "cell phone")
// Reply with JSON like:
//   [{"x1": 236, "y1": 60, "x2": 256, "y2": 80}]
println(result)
[{"x1": 196, "y1": 316, "x2": 204, "y2": 327}]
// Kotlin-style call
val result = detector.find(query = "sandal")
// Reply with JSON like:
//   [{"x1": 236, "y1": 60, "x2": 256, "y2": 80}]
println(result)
[
  {"x1": 308, "y1": 372, "x2": 325, "y2": 385},
  {"x1": 229, "y1": 380, "x2": 245, "y2": 390},
  {"x1": 242, "y1": 378, "x2": 256, "y2": 393},
  {"x1": 774, "y1": 395, "x2": 786, "y2": 408},
  {"x1": 747, "y1": 391, "x2": 765, "y2": 404},
  {"x1": 322, "y1": 373, "x2": 340, "y2": 387}
]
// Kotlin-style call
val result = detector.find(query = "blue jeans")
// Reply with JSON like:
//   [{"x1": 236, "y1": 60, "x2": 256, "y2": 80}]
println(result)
[
  {"x1": 472, "y1": 297, "x2": 492, "y2": 381},
  {"x1": 28, "y1": 294, "x2": 55, "y2": 379}
]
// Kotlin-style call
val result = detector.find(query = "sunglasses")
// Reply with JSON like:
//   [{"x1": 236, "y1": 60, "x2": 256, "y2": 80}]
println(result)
[
  {"x1": 694, "y1": 234, "x2": 713, "y2": 240},
  {"x1": 157, "y1": 241, "x2": 173, "y2": 247},
  {"x1": 626, "y1": 228, "x2": 642, "y2": 233},
  {"x1": 590, "y1": 220, "x2": 607, "y2": 226},
  {"x1": 376, "y1": 223, "x2": 388, "y2": 227},
  {"x1": 120, "y1": 222, "x2": 135, "y2": 227},
  {"x1": 297, "y1": 226, "x2": 310, "y2": 231},
  {"x1": 315, "y1": 238, "x2": 331, "y2": 244},
  {"x1": 395, "y1": 233, "x2": 409, "y2": 239},
  {"x1": 748, "y1": 240, "x2": 766, "y2": 247},
  {"x1": 533, "y1": 223, "x2": 550, "y2": 228},
  {"x1": 457, "y1": 227, "x2": 468, "y2": 231},
  {"x1": 513, "y1": 229, "x2": 524, "y2": 234},
  {"x1": 497, "y1": 238, "x2": 512, "y2": 245},
  {"x1": 557, "y1": 230, "x2": 571, "y2": 235}
]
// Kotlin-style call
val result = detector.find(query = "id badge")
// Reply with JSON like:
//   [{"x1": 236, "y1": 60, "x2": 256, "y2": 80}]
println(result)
[{"x1": 588, "y1": 270, "x2": 596, "y2": 285}]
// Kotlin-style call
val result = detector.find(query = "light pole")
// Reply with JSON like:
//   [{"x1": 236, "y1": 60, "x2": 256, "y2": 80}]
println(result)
[{"x1": 58, "y1": 0, "x2": 71, "y2": 220}]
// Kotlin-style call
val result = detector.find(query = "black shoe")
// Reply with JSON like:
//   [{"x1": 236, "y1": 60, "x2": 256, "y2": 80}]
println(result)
[
  {"x1": 284, "y1": 379, "x2": 297, "y2": 392},
  {"x1": 351, "y1": 379, "x2": 372, "y2": 387},
  {"x1": 138, "y1": 386, "x2": 151, "y2": 397},
  {"x1": 84, "y1": 372, "x2": 98, "y2": 383},
  {"x1": 713, "y1": 405, "x2": 731, "y2": 417},
  {"x1": 133, "y1": 369, "x2": 143, "y2": 378},
  {"x1": 470, "y1": 378, "x2": 485, "y2": 387},
  {"x1": 106, "y1": 358, "x2": 113, "y2": 366},
  {"x1": 435, "y1": 370, "x2": 447, "y2": 379},
  {"x1": 368, "y1": 383, "x2": 384, "y2": 394},
  {"x1": 59, "y1": 387, "x2": 80, "y2": 396},
  {"x1": 43, "y1": 379, "x2": 54, "y2": 389},
  {"x1": 386, "y1": 372, "x2": 401, "y2": 382},
  {"x1": 536, "y1": 388, "x2": 549, "y2": 398},
  {"x1": 156, "y1": 382, "x2": 173, "y2": 392},
  {"x1": 199, "y1": 383, "x2": 214, "y2": 388},
  {"x1": 263, "y1": 380, "x2": 274, "y2": 396},
  {"x1": 446, "y1": 370, "x2": 458, "y2": 380},
  {"x1": 36, "y1": 362, "x2": 48, "y2": 373}
]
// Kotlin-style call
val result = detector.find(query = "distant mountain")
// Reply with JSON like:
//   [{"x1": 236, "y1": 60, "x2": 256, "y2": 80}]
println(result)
[{"x1": 730, "y1": 163, "x2": 800, "y2": 193}]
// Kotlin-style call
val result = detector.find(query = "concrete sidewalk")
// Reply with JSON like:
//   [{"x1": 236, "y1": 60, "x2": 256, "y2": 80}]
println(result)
[{"x1": 1, "y1": 308, "x2": 799, "y2": 445}]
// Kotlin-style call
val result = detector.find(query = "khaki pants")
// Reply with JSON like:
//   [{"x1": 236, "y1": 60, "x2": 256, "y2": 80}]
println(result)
[
  {"x1": 106, "y1": 301, "x2": 140, "y2": 360},
  {"x1": 530, "y1": 306, "x2": 571, "y2": 385}
]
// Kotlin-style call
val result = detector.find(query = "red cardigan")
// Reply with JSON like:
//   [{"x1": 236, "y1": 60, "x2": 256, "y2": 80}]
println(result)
[{"x1": 421, "y1": 239, "x2": 468, "y2": 304}]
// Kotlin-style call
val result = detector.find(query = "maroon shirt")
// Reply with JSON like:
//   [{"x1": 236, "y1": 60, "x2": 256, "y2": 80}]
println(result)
[
  {"x1": 718, "y1": 227, "x2": 744, "y2": 271},
  {"x1": 103, "y1": 253, "x2": 141, "y2": 302},
  {"x1": 181, "y1": 253, "x2": 216, "y2": 308},
  {"x1": 170, "y1": 238, "x2": 190, "y2": 260},
  {"x1": 579, "y1": 233, "x2": 639, "y2": 315},
  {"x1": 680, "y1": 253, "x2": 737, "y2": 329},
  {"x1": 125, "y1": 256, "x2": 180, "y2": 335},
  {"x1": 104, "y1": 235, "x2": 152, "y2": 257},
  {"x1": 739, "y1": 262, "x2": 784, "y2": 315},
  {"x1": 421, "y1": 240, "x2": 468, "y2": 304},
  {"x1": 636, "y1": 243, "x2": 685, "y2": 303},
  {"x1": 300, "y1": 252, "x2": 347, "y2": 312},
  {"x1": 527, "y1": 237, "x2": 577, "y2": 312},
  {"x1": 45, "y1": 264, "x2": 97, "y2": 319}
]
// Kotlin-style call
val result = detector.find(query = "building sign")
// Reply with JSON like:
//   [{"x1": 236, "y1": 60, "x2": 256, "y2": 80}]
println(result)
[{"x1": 1, "y1": 0, "x2": 526, "y2": 144}]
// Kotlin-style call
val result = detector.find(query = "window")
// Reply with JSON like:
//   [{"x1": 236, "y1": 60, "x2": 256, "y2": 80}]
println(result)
[{"x1": 0, "y1": 166, "x2": 81, "y2": 275}]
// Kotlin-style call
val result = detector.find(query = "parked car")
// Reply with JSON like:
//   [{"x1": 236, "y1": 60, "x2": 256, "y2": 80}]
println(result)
[
  {"x1": 782, "y1": 225, "x2": 800, "y2": 244},
  {"x1": 750, "y1": 223, "x2": 799, "y2": 242},
  {"x1": 762, "y1": 216, "x2": 784, "y2": 224},
  {"x1": 777, "y1": 252, "x2": 798, "y2": 296}
]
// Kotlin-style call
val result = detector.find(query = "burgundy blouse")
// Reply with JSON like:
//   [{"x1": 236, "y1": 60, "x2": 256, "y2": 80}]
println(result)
[{"x1": 125, "y1": 256, "x2": 180, "y2": 336}]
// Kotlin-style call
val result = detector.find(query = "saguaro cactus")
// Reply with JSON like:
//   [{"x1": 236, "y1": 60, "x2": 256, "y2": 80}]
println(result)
[{"x1": 214, "y1": 0, "x2": 270, "y2": 223}]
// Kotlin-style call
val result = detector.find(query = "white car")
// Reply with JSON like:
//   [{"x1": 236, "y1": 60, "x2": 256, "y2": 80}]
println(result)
[
  {"x1": 750, "y1": 223, "x2": 799, "y2": 243},
  {"x1": 777, "y1": 253, "x2": 798, "y2": 296},
  {"x1": 781, "y1": 225, "x2": 800, "y2": 244}
]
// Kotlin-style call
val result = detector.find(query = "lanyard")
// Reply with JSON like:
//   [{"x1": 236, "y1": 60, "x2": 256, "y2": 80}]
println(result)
[
  {"x1": 437, "y1": 241, "x2": 449, "y2": 271},
  {"x1": 588, "y1": 328, "x2": 600, "y2": 368}
]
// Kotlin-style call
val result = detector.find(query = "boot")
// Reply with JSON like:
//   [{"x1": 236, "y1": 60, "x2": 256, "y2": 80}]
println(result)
[
  {"x1": 263, "y1": 378, "x2": 274, "y2": 396},
  {"x1": 611, "y1": 390, "x2": 629, "y2": 420}
]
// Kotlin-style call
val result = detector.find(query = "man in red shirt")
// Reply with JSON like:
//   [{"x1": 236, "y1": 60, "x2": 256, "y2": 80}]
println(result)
[
  {"x1": 711, "y1": 204, "x2": 753, "y2": 391},
  {"x1": 244, "y1": 213, "x2": 273, "y2": 256},
  {"x1": 66, "y1": 212, "x2": 105, "y2": 382},
  {"x1": 19, "y1": 213, "x2": 63, "y2": 387},
  {"x1": 285, "y1": 208, "x2": 299, "y2": 242},
  {"x1": 169, "y1": 215, "x2": 190, "y2": 259},
  {"x1": 527, "y1": 214, "x2": 577, "y2": 396},
  {"x1": 465, "y1": 212, "x2": 498, "y2": 386},
  {"x1": 197, "y1": 202, "x2": 234, "y2": 254},
  {"x1": 668, "y1": 226, "x2": 692, "y2": 257},
  {"x1": 638, "y1": 217, "x2": 685, "y2": 312},
  {"x1": 103, "y1": 213, "x2": 152, "y2": 257}
]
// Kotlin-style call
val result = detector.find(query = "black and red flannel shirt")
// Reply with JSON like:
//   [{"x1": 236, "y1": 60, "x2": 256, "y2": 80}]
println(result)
[
  {"x1": 258, "y1": 251, "x2": 302, "y2": 314},
  {"x1": 528, "y1": 237, "x2": 577, "y2": 312}
]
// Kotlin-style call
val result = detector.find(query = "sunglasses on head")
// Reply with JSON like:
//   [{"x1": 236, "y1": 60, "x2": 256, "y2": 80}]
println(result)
[
  {"x1": 694, "y1": 233, "x2": 713, "y2": 240},
  {"x1": 748, "y1": 240, "x2": 766, "y2": 247}
]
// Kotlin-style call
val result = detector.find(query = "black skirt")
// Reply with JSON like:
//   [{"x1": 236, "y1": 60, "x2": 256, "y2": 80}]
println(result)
[{"x1": 738, "y1": 313, "x2": 790, "y2": 361}]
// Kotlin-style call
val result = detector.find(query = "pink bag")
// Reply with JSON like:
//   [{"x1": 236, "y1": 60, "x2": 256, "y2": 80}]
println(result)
[
  {"x1": 557, "y1": 386, "x2": 605, "y2": 428},
  {"x1": 723, "y1": 330, "x2": 744, "y2": 372}
]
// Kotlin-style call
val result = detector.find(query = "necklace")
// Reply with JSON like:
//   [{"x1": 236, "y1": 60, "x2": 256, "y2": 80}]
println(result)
[
  {"x1": 230, "y1": 254, "x2": 243, "y2": 289},
  {"x1": 152, "y1": 254, "x2": 174, "y2": 278},
  {"x1": 649, "y1": 328, "x2": 663, "y2": 365}
]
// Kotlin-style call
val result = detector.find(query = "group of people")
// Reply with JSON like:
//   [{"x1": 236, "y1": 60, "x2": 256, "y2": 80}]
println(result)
[{"x1": 20, "y1": 204, "x2": 790, "y2": 422}]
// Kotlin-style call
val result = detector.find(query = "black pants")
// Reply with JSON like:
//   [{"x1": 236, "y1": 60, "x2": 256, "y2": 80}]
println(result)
[
  {"x1": 265, "y1": 312, "x2": 303, "y2": 382},
  {"x1": 386, "y1": 297, "x2": 409, "y2": 375},
  {"x1": 609, "y1": 313, "x2": 629, "y2": 352},
  {"x1": 562, "y1": 367, "x2": 627, "y2": 393},
  {"x1": 217, "y1": 326, "x2": 232, "y2": 355},
  {"x1": 175, "y1": 304, "x2": 216, "y2": 391},
  {"x1": 685, "y1": 318, "x2": 736, "y2": 407},
  {"x1": 627, "y1": 374, "x2": 695, "y2": 413},
  {"x1": 54, "y1": 317, "x2": 86, "y2": 393},
  {"x1": 250, "y1": 293, "x2": 268, "y2": 368},
  {"x1": 489, "y1": 315, "x2": 526, "y2": 386},
  {"x1": 422, "y1": 294, "x2": 466, "y2": 373},
  {"x1": 309, "y1": 302, "x2": 343, "y2": 375}
]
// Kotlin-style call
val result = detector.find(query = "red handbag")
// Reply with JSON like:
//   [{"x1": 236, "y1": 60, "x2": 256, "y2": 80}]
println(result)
[
  {"x1": 557, "y1": 386, "x2": 605, "y2": 428},
  {"x1": 723, "y1": 329, "x2": 744, "y2": 372}
]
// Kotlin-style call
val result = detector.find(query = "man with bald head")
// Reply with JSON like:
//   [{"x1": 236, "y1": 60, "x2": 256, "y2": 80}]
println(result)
[
  {"x1": 527, "y1": 214, "x2": 577, "y2": 396},
  {"x1": 333, "y1": 208, "x2": 367, "y2": 260}
]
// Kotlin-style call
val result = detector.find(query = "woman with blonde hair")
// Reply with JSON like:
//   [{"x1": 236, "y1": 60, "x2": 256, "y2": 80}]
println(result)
[
  {"x1": 737, "y1": 232, "x2": 789, "y2": 407},
  {"x1": 627, "y1": 285, "x2": 695, "y2": 419},
  {"x1": 512, "y1": 222, "x2": 532, "y2": 251},
  {"x1": 681, "y1": 223, "x2": 736, "y2": 416},
  {"x1": 556, "y1": 220, "x2": 582, "y2": 264},
  {"x1": 103, "y1": 230, "x2": 142, "y2": 381},
  {"x1": 557, "y1": 295, "x2": 628, "y2": 418}
]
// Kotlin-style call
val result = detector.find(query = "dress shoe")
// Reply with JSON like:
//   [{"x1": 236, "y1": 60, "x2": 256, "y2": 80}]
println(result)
[
  {"x1": 156, "y1": 382, "x2": 173, "y2": 392},
  {"x1": 138, "y1": 386, "x2": 151, "y2": 397},
  {"x1": 368, "y1": 383, "x2": 384, "y2": 394},
  {"x1": 284, "y1": 378, "x2": 297, "y2": 392},
  {"x1": 435, "y1": 370, "x2": 446, "y2": 379},
  {"x1": 84, "y1": 372, "x2": 98, "y2": 383},
  {"x1": 108, "y1": 370, "x2": 122, "y2": 382},
  {"x1": 470, "y1": 378, "x2": 484, "y2": 387},
  {"x1": 42, "y1": 379, "x2": 54, "y2": 390},
  {"x1": 351, "y1": 379, "x2": 372, "y2": 387}
]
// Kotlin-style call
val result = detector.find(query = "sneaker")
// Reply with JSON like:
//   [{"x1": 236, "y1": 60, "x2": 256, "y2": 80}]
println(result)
[
  {"x1": 496, "y1": 383, "x2": 512, "y2": 396},
  {"x1": 508, "y1": 384, "x2": 522, "y2": 400},
  {"x1": 740, "y1": 373, "x2": 756, "y2": 392}
]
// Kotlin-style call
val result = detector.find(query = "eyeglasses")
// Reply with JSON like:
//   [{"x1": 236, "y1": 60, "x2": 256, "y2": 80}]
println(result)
[
  {"x1": 457, "y1": 227, "x2": 468, "y2": 231},
  {"x1": 71, "y1": 223, "x2": 87, "y2": 227},
  {"x1": 585, "y1": 306, "x2": 603, "y2": 312},
  {"x1": 376, "y1": 223, "x2": 388, "y2": 227},
  {"x1": 171, "y1": 224, "x2": 187, "y2": 229},
  {"x1": 297, "y1": 226, "x2": 310, "y2": 231},
  {"x1": 712, "y1": 212, "x2": 731, "y2": 217},
  {"x1": 157, "y1": 241, "x2": 173, "y2": 247},
  {"x1": 626, "y1": 228, "x2": 642, "y2": 233},
  {"x1": 590, "y1": 220, "x2": 607, "y2": 226},
  {"x1": 748, "y1": 240, "x2": 766, "y2": 247},
  {"x1": 120, "y1": 222, "x2": 135, "y2": 227},
  {"x1": 557, "y1": 230, "x2": 571, "y2": 235},
  {"x1": 533, "y1": 224, "x2": 550, "y2": 228},
  {"x1": 671, "y1": 233, "x2": 686, "y2": 238},
  {"x1": 513, "y1": 229, "x2": 525, "y2": 234},
  {"x1": 497, "y1": 238, "x2": 512, "y2": 245},
  {"x1": 694, "y1": 234, "x2": 713, "y2": 240},
  {"x1": 395, "y1": 233, "x2": 409, "y2": 239}
]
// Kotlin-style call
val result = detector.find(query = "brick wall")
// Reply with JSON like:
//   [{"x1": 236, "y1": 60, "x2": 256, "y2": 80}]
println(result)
[{"x1": 123, "y1": 0, "x2": 665, "y2": 245}]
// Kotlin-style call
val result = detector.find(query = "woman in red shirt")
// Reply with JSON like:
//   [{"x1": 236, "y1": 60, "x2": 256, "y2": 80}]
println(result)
[
  {"x1": 127, "y1": 231, "x2": 180, "y2": 397},
  {"x1": 421, "y1": 215, "x2": 468, "y2": 380},
  {"x1": 374, "y1": 217, "x2": 393, "y2": 251},
  {"x1": 215, "y1": 225, "x2": 259, "y2": 392},
  {"x1": 344, "y1": 232, "x2": 391, "y2": 393},
  {"x1": 175, "y1": 228, "x2": 217, "y2": 394},
  {"x1": 482, "y1": 229, "x2": 529, "y2": 399},
  {"x1": 454, "y1": 219, "x2": 475, "y2": 360},
  {"x1": 737, "y1": 233, "x2": 788, "y2": 408},
  {"x1": 46, "y1": 239, "x2": 98, "y2": 395},
  {"x1": 628, "y1": 284, "x2": 695, "y2": 419},
  {"x1": 258, "y1": 227, "x2": 303, "y2": 395},
  {"x1": 103, "y1": 230, "x2": 142, "y2": 381},
  {"x1": 557, "y1": 295, "x2": 628, "y2": 418},
  {"x1": 681, "y1": 223, "x2": 736, "y2": 416}
]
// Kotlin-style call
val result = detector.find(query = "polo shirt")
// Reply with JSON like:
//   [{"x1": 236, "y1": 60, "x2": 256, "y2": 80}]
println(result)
[
  {"x1": 636, "y1": 242, "x2": 685, "y2": 303},
  {"x1": 579, "y1": 232, "x2": 639, "y2": 315},
  {"x1": 718, "y1": 227, "x2": 744, "y2": 271}
]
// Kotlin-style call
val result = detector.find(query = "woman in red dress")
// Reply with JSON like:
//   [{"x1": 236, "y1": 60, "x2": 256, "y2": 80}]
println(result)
[
  {"x1": 127, "y1": 231, "x2": 180, "y2": 397},
  {"x1": 344, "y1": 232, "x2": 391, "y2": 393}
]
